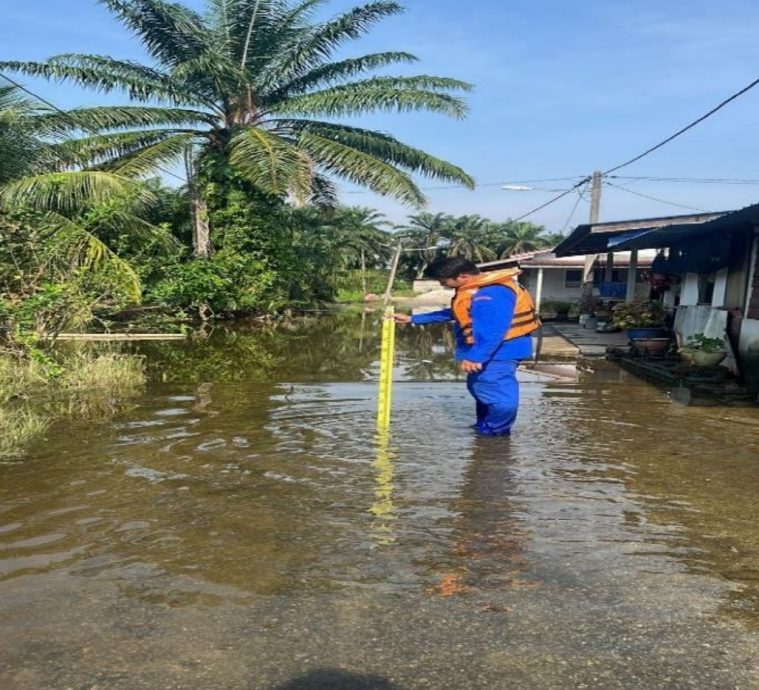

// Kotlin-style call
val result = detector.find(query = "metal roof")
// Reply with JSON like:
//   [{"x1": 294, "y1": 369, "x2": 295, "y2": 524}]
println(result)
[
  {"x1": 610, "y1": 201, "x2": 759, "y2": 251},
  {"x1": 554, "y1": 212, "x2": 726, "y2": 256}
]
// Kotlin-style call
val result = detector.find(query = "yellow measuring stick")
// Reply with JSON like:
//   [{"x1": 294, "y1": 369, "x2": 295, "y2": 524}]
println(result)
[{"x1": 376, "y1": 305, "x2": 396, "y2": 431}]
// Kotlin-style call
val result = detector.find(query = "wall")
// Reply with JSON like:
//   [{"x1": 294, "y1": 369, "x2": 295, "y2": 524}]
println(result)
[{"x1": 522, "y1": 268, "x2": 583, "y2": 303}]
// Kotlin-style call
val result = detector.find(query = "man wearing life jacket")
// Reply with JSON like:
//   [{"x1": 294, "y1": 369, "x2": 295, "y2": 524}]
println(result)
[{"x1": 395, "y1": 257, "x2": 540, "y2": 436}]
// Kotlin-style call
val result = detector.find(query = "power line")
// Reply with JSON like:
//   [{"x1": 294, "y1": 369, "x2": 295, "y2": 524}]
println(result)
[
  {"x1": 603, "y1": 75, "x2": 759, "y2": 176},
  {"x1": 611, "y1": 175, "x2": 759, "y2": 185},
  {"x1": 510, "y1": 177, "x2": 592, "y2": 223},
  {"x1": 0, "y1": 72, "x2": 187, "y2": 184},
  {"x1": 604, "y1": 181, "x2": 708, "y2": 212},
  {"x1": 561, "y1": 185, "x2": 588, "y2": 233}
]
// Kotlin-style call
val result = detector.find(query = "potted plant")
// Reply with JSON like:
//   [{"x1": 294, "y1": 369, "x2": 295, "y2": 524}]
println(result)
[
  {"x1": 612, "y1": 300, "x2": 668, "y2": 340},
  {"x1": 680, "y1": 333, "x2": 727, "y2": 367}
]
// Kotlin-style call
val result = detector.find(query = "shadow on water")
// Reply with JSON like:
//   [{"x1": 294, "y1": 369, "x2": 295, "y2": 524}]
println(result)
[{"x1": 269, "y1": 668, "x2": 406, "y2": 690}]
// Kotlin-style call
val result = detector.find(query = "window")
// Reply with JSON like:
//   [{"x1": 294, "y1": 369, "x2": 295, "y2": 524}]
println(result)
[
  {"x1": 564, "y1": 269, "x2": 583, "y2": 288},
  {"x1": 698, "y1": 272, "x2": 716, "y2": 305}
]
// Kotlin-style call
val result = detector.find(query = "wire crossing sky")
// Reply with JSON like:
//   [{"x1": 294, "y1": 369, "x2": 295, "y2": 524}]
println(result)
[{"x1": 4, "y1": 0, "x2": 759, "y2": 227}]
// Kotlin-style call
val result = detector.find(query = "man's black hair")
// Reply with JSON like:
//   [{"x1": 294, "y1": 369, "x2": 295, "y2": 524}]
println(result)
[{"x1": 424, "y1": 256, "x2": 481, "y2": 280}]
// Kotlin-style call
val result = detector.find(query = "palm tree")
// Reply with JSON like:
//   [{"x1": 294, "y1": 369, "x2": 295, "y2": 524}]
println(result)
[
  {"x1": 1, "y1": 0, "x2": 474, "y2": 257},
  {"x1": 0, "y1": 84, "x2": 153, "y2": 305},
  {"x1": 494, "y1": 221, "x2": 550, "y2": 258},
  {"x1": 443, "y1": 214, "x2": 496, "y2": 262},
  {"x1": 396, "y1": 211, "x2": 450, "y2": 277}
]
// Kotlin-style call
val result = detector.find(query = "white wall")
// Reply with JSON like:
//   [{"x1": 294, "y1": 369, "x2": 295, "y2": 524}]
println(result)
[{"x1": 522, "y1": 268, "x2": 583, "y2": 303}]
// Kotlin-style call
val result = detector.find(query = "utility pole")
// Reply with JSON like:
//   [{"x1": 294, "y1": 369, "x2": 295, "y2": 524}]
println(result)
[{"x1": 583, "y1": 171, "x2": 603, "y2": 286}]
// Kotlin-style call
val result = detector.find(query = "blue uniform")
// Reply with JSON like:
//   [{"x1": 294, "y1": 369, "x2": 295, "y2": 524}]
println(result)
[{"x1": 411, "y1": 285, "x2": 533, "y2": 436}]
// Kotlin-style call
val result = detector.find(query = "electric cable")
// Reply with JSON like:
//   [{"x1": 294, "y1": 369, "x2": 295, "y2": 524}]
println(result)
[
  {"x1": 604, "y1": 181, "x2": 708, "y2": 212},
  {"x1": 603, "y1": 76, "x2": 759, "y2": 176}
]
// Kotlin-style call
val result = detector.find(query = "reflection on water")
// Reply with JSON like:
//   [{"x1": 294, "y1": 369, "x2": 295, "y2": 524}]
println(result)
[{"x1": 1, "y1": 313, "x2": 758, "y2": 688}]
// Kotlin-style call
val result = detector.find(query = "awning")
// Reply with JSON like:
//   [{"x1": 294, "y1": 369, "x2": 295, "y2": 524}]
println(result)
[
  {"x1": 554, "y1": 211, "x2": 725, "y2": 256},
  {"x1": 611, "y1": 203, "x2": 759, "y2": 251}
]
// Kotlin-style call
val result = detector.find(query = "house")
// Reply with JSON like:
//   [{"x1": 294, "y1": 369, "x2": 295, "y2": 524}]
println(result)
[
  {"x1": 476, "y1": 250, "x2": 655, "y2": 312},
  {"x1": 412, "y1": 250, "x2": 655, "y2": 312},
  {"x1": 556, "y1": 206, "x2": 759, "y2": 396}
]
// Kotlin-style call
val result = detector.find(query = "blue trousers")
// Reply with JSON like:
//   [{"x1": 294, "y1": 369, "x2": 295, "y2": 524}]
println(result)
[{"x1": 466, "y1": 359, "x2": 520, "y2": 436}]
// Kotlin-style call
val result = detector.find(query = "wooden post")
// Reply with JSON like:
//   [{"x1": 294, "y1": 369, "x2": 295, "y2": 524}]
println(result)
[{"x1": 383, "y1": 241, "x2": 404, "y2": 307}]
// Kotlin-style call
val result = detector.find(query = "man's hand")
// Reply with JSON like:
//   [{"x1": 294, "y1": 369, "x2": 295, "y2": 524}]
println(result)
[
  {"x1": 460, "y1": 360, "x2": 483, "y2": 374},
  {"x1": 393, "y1": 313, "x2": 412, "y2": 324}
]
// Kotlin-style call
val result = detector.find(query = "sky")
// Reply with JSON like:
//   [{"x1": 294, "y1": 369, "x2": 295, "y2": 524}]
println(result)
[{"x1": 4, "y1": 0, "x2": 759, "y2": 230}]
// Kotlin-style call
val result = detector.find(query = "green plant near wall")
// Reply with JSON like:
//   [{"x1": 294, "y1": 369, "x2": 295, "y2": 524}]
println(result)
[
  {"x1": 685, "y1": 333, "x2": 726, "y2": 353},
  {"x1": 611, "y1": 300, "x2": 666, "y2": 329}
]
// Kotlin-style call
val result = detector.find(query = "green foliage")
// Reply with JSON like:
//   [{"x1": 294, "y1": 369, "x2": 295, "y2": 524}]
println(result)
[
  {"x1": 686, "y1": 333, "x2": 726, "y2": 353},
  {"x1": 1, "y1": 0, "x2": 474, "y2": 244},
  {"x1": 397, "y1": 213, "x2": 557, "y2": 279},
  {"x1": 612, "y1": 301, "x2": 666, "y2": 329}
]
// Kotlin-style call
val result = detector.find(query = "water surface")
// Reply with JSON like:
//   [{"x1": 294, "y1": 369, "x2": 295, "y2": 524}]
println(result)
[{"x1": 1, "y1": 313, "x2": 758, "y2": 689}]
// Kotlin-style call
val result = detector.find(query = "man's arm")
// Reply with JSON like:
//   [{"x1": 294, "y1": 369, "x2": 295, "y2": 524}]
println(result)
[
  {"x1": 464, "y1": 286, "x2": 517, "y2": 363},
  {"x1": 395, "y1": 308, "x2": 454, "y2": 325}
]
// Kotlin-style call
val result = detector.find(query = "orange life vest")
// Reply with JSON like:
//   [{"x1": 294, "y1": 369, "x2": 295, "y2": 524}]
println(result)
[{"x1": 451, "y1": 269, "x2": 541, "y2": 344}]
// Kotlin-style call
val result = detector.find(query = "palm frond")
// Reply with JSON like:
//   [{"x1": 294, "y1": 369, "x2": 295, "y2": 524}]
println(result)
[
  {"x1": 298, "y1": 131, "x2": 425, "y2": 206},
  {"x1": 0, "y1": 171, "x2": 153, "y2": 216},
  {"x1": 103, "y1": 133, "x2": 195, "y2": 178},
  {"x1": 271, "y1": 77, "x2": 471, "y2": 119},
  {"x1": 255, "y1": 1, "x2": 403, "y2": 86},
  {"x1": 42, "y1": 211, "x2": 142, "y2": 302},
  {"x1": 33, "y1": 105, "x2": 215, "y2": 136},
  {"x1": 228, "y1": 126, "x2": 314, "y2": 197},
  {"x1": 99, "y1": 0, "x2": 210, "y2": 68},
  {"x1": 0, "y1": 58, "x2": 206, "y2": 107},
  {"x1": 41, "y1": 130, "x2": 186, "y2": 169},
  {"x1": 263, "y1": 51, "x2": 418, "y2": 102},
  {"x1": 278, "y1": 120, "x2": 474, "y2": 188}
]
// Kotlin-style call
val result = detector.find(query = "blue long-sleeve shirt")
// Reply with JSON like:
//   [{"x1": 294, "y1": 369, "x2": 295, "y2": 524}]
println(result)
[{"x1": 410, "y1": 285, "x2": 533, "y2": 363}]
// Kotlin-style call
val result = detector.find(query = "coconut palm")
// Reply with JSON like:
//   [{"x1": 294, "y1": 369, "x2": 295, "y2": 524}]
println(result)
[{"x1": 1, "y1": 0, "x2": 474, "y2": 257}]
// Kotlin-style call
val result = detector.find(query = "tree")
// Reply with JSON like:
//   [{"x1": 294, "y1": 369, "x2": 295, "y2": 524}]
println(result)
[
  {"x1": 443, "y1": 214, "x2": 497, "y2": 262},
  {"x1": 396, "y1": 211, "x2": 450, "y2": 277},
  {"x1": 493, "y1": 221, "x2": 550, "y2": 258},
  {"x1": 1, "y1": 0, "x2": 475, "y2": 256},
  {"x1": 0, "y1": 85, "x2": 156, "y2": 311}
]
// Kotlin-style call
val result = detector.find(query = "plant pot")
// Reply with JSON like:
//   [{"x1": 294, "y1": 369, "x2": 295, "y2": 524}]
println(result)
[
  {"x1": 691, "y1": 350, "x2": 726, "y2": 367},
  {"x1": 627, "y1": 327, "x2": 668, "y2": 341},
  {"x1": 632, "y1": 337, "x2": 670, "y2": 355},
  {"x1": 678, "y1": 348, "x2": 695, "y2": 365}
]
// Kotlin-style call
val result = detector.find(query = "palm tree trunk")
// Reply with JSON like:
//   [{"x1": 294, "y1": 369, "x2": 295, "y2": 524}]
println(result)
[{"x1": 185, "y1": 149, "x2": 212, "y2": 258}]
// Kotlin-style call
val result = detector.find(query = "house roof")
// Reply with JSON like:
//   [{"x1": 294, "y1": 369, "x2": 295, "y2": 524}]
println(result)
[
  {"x1": 478, "y1": 249, "x2": 654, "y2": 270},
  {"x1": 554, "y1": 212, "x2": 726, "y2": 256},
  {"x1": 610, "y1": 201, "x2": 759, "y2": 251}
]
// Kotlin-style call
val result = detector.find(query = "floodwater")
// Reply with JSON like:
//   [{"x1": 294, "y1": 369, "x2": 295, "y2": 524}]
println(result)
[{"x1": 1, "y1": 312, "x2": 758, "y2": 689}]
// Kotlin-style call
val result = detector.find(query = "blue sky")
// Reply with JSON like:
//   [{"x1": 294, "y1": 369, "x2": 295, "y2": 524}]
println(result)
[{"x1": 3, "y1": 0, "x2": 759, "y2": 229}]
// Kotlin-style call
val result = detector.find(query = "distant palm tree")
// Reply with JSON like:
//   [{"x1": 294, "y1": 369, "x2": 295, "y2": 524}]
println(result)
[
  {"x1": 396, "y1": 211, "x2": 450, "y2": 277},
  {"x1": 495, "y1": 221, "x2": 550, "y2": 258},
  {"x1": 1, "y1": 0, "x2": 474, "y2": 256},
  {"x1": 443, "y1": 214, "x2": 497, "y2": 262}
]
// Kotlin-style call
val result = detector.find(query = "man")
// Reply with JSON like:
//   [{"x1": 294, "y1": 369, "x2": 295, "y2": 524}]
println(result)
[{"x1": 395, "y1": 257, "x2": 540, "y2": 436}]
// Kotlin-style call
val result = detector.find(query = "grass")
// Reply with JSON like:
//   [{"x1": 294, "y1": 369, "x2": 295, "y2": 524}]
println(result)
[
  {"x1": 0, "y1": 406, "x2": 50, "y2": 460},
  {"x1": 0, "y1": 347, "x2": 146, "y2": 458}
]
